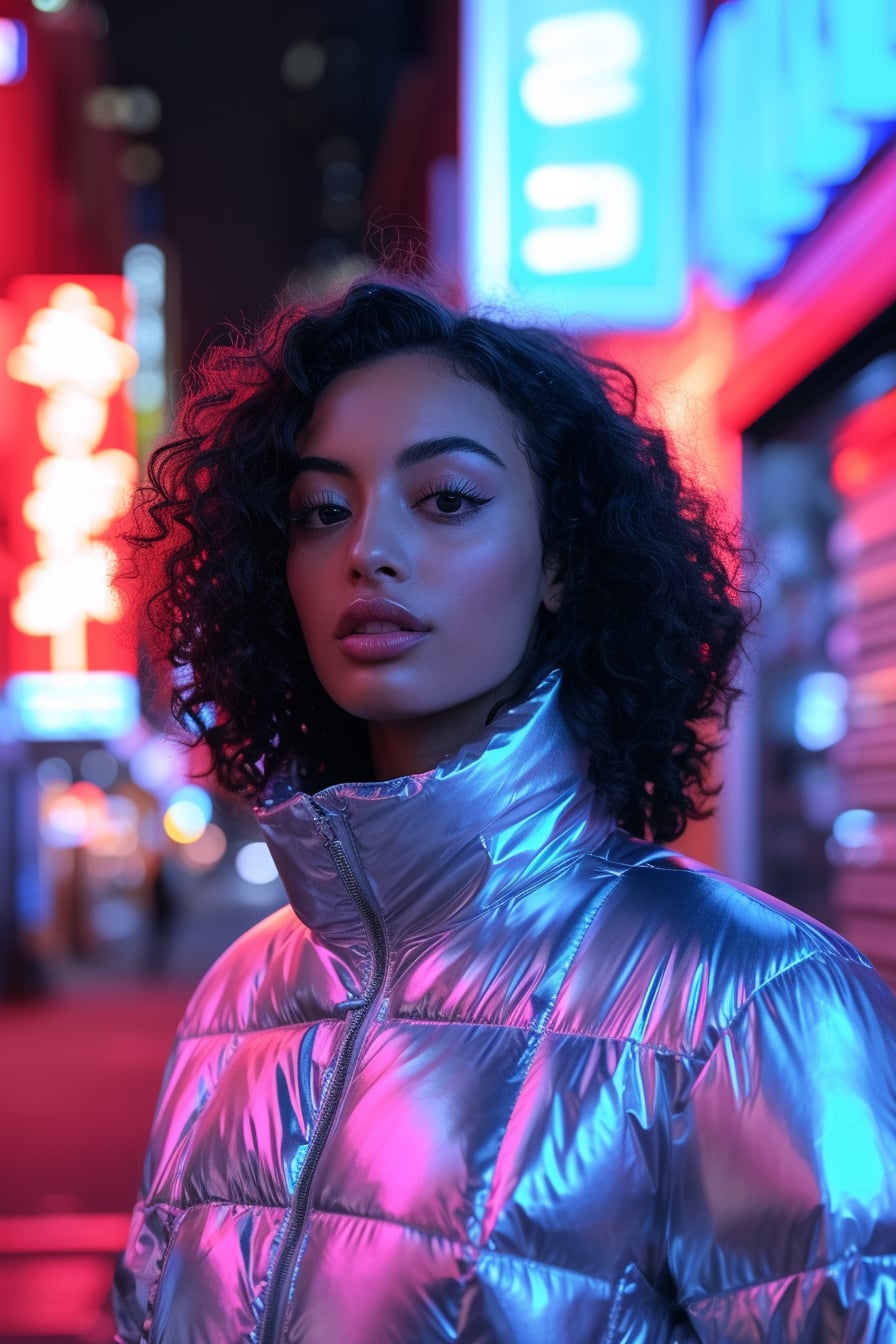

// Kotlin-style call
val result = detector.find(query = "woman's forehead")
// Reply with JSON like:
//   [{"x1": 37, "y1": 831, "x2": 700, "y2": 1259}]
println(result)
[{"x1": 299, "y1": 352, "x2": 521, "y2": 456}]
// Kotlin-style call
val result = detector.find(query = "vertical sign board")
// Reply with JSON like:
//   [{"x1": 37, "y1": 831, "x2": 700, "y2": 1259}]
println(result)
[
  {"x1": 461, "y1": 0, "x2": 695, "y2": 330},
  {"x1": 1, "y1": 275, "x2": 140, "y2": 739}
]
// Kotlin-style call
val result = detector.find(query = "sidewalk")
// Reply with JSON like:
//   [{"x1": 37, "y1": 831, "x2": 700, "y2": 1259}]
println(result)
[
  {"x1": 0, "y1": 982, "x2": 193, "y2": 1342},
  {"x1": 0, "y1": 864, "x2": 285, "y2": 1341}
]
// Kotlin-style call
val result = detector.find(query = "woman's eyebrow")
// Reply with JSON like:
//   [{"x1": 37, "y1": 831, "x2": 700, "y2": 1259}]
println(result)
[
  {"x1": 293, "y1": 455, "x2": 352, "y2": 478},
  {"x1": 395, "y1": 436, "x2": 506, "y2": 470},
  {"x1": 294, "y1": 436, "x2": 506, "y2": 477}
]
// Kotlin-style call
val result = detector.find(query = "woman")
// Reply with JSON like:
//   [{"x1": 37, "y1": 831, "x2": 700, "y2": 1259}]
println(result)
[{"x1": 114, "y1": 279, "x2": 896, "y2": 1343}]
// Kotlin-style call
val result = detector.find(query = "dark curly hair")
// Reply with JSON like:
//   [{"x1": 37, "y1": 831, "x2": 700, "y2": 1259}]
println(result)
[{"x1": 127, "y1": 277, "x2": 751, "y2": 840}]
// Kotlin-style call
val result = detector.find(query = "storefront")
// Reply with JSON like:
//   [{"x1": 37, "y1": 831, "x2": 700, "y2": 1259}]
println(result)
[{"x1": 717, "y1": 150, "x2": 896, "y2": 984}]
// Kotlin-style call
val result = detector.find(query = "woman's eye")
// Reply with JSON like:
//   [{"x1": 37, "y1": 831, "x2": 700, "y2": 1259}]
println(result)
[
  {"x1": 418, "y1": 480, "x2": 493, "y2": 521},
  {"x1": 290, "y1": 498, "x2": 350, "y2": 529},
  {"x1": 434, "y1": 491, "x2": 466, "y2": 514}
]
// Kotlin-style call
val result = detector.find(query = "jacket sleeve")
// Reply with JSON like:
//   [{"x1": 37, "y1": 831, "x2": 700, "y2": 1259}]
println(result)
[
  {"x1": 112, "y1": 1197, "x2": 172, "y2": 1343},
  {"x1": 668, "y1": 951, "x2": 896, "y2": 1342},
  {"x1": 111, "y1": 1044, "x2": 183, "y2": 1344}
]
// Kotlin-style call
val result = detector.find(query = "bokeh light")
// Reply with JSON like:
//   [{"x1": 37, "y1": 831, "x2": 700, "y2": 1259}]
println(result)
[
  {"x1": 80, "y1": 746, "x2": 118, "y2": 788},
  {"x1": 826, "y1": 809, "x2": 883, "y2": 868},
  {"x1": 85, "y1": 84, "x2": 161, "y2": 133},
  {"x1": 163, "y1": 799, "x2": 207, "y2": 845},
  {"x1": 36, "y1": 756, "x2": 73, "y2": 790},
  {"x1": 130, "y1": 735, "x2": 188, "y2": 795},
  {"x1": 87, "y1": 793, "x2": 139, "y2": 857},
  {"x1": 235, "y1": 842, "x2": 279, "y2": 885},
  {"x1": 832, "y1": 809, "x2": 877, "y2": 848},
  {"x1": 117, "y1": 143, "x2": 163, "y2": 186},
  {"x1": 41, "y1": 781, "x2": 107, "y2": 848},
  {"x1": 281, "y1": 40, "x2": 326, "y2": 90},
  {"x1": 168, "y1": 784, "x2": 213, "y2": 823},
  {"x1": 177, "y1": 823, "x2": 227, "y2": 870},
  {"x1": 793, "y1": 671, "x2": 848, "y2": 750}
]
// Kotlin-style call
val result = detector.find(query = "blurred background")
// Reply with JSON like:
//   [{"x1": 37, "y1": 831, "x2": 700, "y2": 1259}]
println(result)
[{"x1": 1, "y1": 0, "x2": 895, "y2": 1337}]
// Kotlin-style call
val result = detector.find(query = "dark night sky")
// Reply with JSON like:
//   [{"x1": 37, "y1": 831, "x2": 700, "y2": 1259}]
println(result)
[{"x1": 99, "y1": 0, "x2": 425, "y2": 366}]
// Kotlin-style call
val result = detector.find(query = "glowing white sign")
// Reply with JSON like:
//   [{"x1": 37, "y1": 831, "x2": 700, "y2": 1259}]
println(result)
[
  {"x1": 0, "y1": 19, "x2": 26, "y2": 85},
  {"x1": 7, "y1": 283, "x2": 139, "y2": 672}
]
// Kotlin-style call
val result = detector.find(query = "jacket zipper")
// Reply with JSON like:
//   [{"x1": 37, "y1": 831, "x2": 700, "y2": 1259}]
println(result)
[{"x1": 258, "y1": 805, "x2": 388, "y2": 1344}]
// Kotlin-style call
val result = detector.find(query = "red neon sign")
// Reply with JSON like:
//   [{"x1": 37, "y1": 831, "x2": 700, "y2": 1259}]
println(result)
[{"x1": 1, "y1": 274, "x2": 138, "y2": 679}]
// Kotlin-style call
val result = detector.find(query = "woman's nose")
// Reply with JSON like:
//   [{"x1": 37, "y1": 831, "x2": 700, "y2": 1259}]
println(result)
[{"x1": 348, "y1": 504, "x2": 409, "y2": 581}]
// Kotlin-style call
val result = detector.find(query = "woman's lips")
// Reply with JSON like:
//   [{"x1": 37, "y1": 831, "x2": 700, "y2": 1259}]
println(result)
[
  {"x1": 338, "y1": 629, "x2": 429, "y2": 661},
  {"x1": 335, "y1": 599, "x2": 429, "y2": 661}
]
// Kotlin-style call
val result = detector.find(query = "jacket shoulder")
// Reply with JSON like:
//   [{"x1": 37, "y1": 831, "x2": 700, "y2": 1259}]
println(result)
[
  {"x1": 177, "y1": 903, "x2": 307, "y2": 1037},
  {"x1": 597, "y1": 827, "x2": 870, "y2": 967},
  {"x1": 554, "y1": 829, "x2": 877, "y2": 1059}
]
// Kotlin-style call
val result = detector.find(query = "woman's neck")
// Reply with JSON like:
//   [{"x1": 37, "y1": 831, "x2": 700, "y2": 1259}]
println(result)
[{"x1": 366, "y1": 682, "x2": 517, "y2": 780}]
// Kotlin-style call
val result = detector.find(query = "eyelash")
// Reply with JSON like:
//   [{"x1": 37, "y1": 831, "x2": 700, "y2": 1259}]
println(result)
[
  {"x1": 289, "y1": 491, "x2": 348, "y2": 529},
  {"x1": 289, "y1": 477, "x2": 494, "y2": 529},
  {"x1": 416, "y1": 476, "x2": 493, "y2": 521}
]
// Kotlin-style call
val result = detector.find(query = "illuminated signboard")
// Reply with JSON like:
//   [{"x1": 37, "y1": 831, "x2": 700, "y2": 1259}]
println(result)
[
  {"x1": 461, "y1": 0, "x2": 696, "y2": 329},
  {"x1": 0, "y1": 19, "x2": 26, "y2": 85},
  {"x1": 698, "y1": 0, "x2": 896, "y2": 298},
  {"x1": 2, "y1": 275, "x2": 140, "y2": 739}
]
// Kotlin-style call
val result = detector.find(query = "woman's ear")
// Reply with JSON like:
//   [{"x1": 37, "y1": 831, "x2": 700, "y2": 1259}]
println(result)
[{"x1": 541, "y1": 559, "x2": 564, "y2": 614}]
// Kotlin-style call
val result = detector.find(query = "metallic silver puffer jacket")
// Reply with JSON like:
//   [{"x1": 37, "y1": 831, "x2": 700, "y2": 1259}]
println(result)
[{"x1": 114, "y1": 673, "x2": 896, "y2": 1342}]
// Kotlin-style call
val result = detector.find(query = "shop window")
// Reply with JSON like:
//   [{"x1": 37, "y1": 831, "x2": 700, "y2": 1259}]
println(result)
[{"x1": 746, "y1": 345, "x2": 896, "y2": 983}]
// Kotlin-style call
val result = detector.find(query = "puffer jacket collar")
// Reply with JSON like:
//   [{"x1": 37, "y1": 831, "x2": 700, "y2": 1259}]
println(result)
[{"x1": 255, "y1": 671, "x2": 614, "y2": 951}]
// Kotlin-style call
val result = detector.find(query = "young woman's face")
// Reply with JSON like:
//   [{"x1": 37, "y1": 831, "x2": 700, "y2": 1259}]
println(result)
[{"x1": 286, "y1": 352, "x2": 560, "y2": 772}]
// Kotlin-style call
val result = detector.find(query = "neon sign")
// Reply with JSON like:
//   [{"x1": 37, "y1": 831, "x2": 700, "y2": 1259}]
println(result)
[
  {"x1": 2, "y1": 276, "x2": 139, "y2": 739},
  {"x1": 7, "y1": 282, "x2": 138, "y2": 671},
  {"x1": 698, "y1": 0, "x2": 896, "y2": 298},
  {"x1": 461, "y1": 0, "x2": 695, "y2": 328},
  {"x1": 0, "y1": 19, "x2": 26, "y2": 85}
]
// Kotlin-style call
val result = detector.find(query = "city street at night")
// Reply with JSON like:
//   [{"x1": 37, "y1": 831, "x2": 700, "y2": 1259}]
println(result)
[
  {"x1": 2, "y1": 0, "x2": 896, "y2": 1339},
  {"x1": 0, "y1": 982, "x2": 188, "y2": 1342},
  {"x1": 0, "y1": 880, "x2": 277, "y2": 1342}
]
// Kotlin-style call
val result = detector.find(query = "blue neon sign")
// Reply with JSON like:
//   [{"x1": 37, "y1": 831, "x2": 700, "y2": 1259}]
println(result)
[
  {"x1": 461, "y1": 0, "x2": 696, "y2": 329},
  {"x1": 698, "y1": 0, "x2": 896, "y2": 299},
  {"x1": 6, "y1": 672, "x2": 139, "y2": 740}
]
